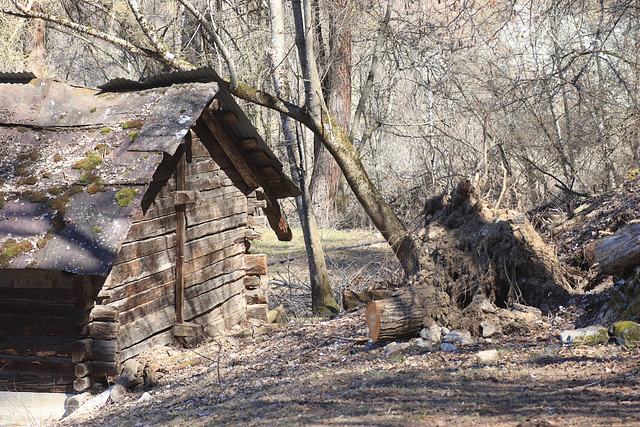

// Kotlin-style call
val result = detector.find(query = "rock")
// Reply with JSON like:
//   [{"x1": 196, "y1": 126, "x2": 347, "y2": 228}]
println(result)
[
  {"x1": 560, "y1": 325, "x2": 609, "y2": 346},
  {"x1": 481, "y1": 321, "x2": 499, "y2": 338},
  {"x1": 480, "y1": 299, "x2": 498, "y2": 314},
  {"x1": 414, "y1": 338, "x2": 436, "y2": 349},
  {"x1": 441, "y1": 327, "x2": 451, "y2": 336},
  {"x1": 511, "y1": 303, "x2": 542, "y2": 319},
  {"x1": 475, "y1": 349, "x2": 499, "y2": 365},
  {"x1": 609, "y1": 321, "x2": 640, "y2": 348},
  {"x1": 383, "y1": 341, "x2": 411, "y2": 355},
  {"x1": 443, "y1": 330, "x2": 475, "y2": 345},
  {"x1": 441, "y1": 343, "x2": 457, "y2": 352},
  {"x1": 137, "y1": 392, "x2": 152, "y2": 403},
  {"x1": 419, "y1": 324, "x2": 442, "y2": 343}
]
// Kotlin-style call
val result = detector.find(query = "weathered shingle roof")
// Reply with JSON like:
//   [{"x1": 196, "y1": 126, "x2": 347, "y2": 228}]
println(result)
[{"x1": 0, "y1": 72, "x2": 298, "y2": 275}]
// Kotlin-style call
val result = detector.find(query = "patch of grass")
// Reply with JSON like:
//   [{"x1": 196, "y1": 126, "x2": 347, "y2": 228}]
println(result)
[{"x1": 123, "y1": 119, "x2": 144, "y2": 129}]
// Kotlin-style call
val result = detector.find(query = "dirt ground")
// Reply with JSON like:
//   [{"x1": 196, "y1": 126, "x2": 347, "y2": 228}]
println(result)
[{"x1": 56, "y1": 305, "x2": 640, "y2": 427}]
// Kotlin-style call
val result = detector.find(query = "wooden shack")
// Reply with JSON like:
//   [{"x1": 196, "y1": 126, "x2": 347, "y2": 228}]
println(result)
[{"x1": 0, "y1": 69, "x2": 300, "y2": 393}]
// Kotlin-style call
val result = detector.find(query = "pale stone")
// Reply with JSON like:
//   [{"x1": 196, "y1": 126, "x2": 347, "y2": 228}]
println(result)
[
  {"x1": 383, "y1": 341, "x2": 411, "y2": 355},
  {"x1": 419, "y1": 324, "x2": 442, "y2": 343},
  {"x1": 480, "y1": 299, "x2": 498, "y2": 314},
  {"x1": 560, "y1": 325, "x2": 609, "y2": 346},
  {"x1": 475, "y1": 349, "x2": 499, "y2": 365},
  {"x1": 443, "y1": 330, "x2": 475, "y2": 345}
]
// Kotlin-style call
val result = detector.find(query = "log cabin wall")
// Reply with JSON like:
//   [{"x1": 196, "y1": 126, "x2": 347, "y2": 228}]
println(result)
[
  {"x1": 82, "y1": 122, "x2": 251, "y2": 386},
  {"x1": 0, "y1": 270, "x2": 81, "y2": 393}
]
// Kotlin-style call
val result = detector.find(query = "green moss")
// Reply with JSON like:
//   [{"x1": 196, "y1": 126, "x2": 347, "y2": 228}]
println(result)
[
  {"x1": 0, "y1": 239, "x2": 34, "y2": 267},
  {"x1": 95, "y1": 144, "x2": 109, "y2": 155},
  {"x1": 27, "y1": 191, "x2": 48, "y2": 203},
  {"x1": 90, "y1": 108, "x2": 97, "y2": 113},
  {"x1": 101, "y1": 127, "x2": 111, "y2": 135},
  {"x1": 180, "y1": 109, "x2": 186, "y2": 113},
  {"x1": 116, "y1": 188, "x2": 138, "y2": 207},
  {"x1": 59, "y1": 114, "x2": 66, "y2": 119},
  {"x1": 47, "y1": 187, "x2": 65, "y2": 196},
  {"x1": 93, "y1": 227, "x2": 102, "y2": 234},
  {"x1": 68, "y1": 186, "x2": 83, "y2": 196},
  {"x1": 87, "y1": 182, "x2": 106, "y2": 194},
  {"x1": 128, "y1": 130, "x2": 140, "y2": 143},
  {"x1": 78, "y1": 172, "x2": 101, "y2": 184},
  {"x1": 19, "y1": 176, "x2": 37, "y2": 185},
  {"x1": 14, "y1": 163, "x2": 30, "y2": 177},
  {"x1": 16, "y1": 126, "x2": 28, "y2": 133},
  {"x1": 626, "y1": 169, "x2": 640, "y2": 182},
  {"x1": 123, "y1": 119, "x2": 144, "y2": 130},
  {"x1": 53, "y1": 154, "x2": 63, "y2": 162},
  {"x1": 73, "y1": 152, "x2": 102, "y2": 171}
]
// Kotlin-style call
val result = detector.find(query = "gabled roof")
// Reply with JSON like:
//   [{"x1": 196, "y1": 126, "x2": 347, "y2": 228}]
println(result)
[{"x1": 0, "y1": 71, "x2": 298, "y2": 275}]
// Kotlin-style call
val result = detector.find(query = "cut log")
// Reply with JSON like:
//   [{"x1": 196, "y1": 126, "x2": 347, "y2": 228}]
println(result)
[
  {"x1": 246, "y1": 304, "x2": 268, "y2": 322},
  {"x1": 245, "y1": 287, "x2": 267, "y2": 305},
  {"x1": 365, "y1": 296, "x2": 425, "y2": 342},
  {"x1": 244, "y1": 275, "x2": 261, "y2": 290},
  {"x1": 594, "y1": 222, "x2": 640, "y2": 275},
  {"x1": 343, "y1": 289, "x2": 395, "y2": 311},
  {"x1": 73, "y1": 376, "x2": 93, "y2": 392},
  {"x1": 245, "y1": 254, "x2": 267, "y2": 275}
]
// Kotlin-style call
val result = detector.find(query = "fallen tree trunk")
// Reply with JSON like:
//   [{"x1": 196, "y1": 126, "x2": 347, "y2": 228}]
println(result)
[
  {"x1": 594, "y1": 222, "x2": 640, "y2": 275},
  {"x1": 365, "y1": 296, "x2": 424, "y2": 342}
]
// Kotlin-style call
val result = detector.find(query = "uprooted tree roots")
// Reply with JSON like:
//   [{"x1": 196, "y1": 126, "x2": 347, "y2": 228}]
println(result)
[{"x1": 406, "y1": 180, "x2": 576, "y2": 335}]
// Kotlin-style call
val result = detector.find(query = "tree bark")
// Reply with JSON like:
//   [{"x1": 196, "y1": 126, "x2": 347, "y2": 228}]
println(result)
[
  {"x1": 594, "y1": 222, "x2": 640, "y2": 275},
  {"x1": 310, "y1": 0, "x2": 352, "y2": 220},
  {"x1": 270, "y1": 0, "x2": 338, "y2": 314},
  {"x1": 365, "y1": 296, "x2": 425, "y2": 342}
]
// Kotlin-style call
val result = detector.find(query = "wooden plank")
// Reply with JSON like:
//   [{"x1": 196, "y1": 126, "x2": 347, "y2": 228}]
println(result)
[
  {"x1": 108, "y1": 247, "x2": 175, "y2": 288},
  {"x1": 0, "y1": 300, "x2": 75, "y2": 317},
  {"x1": 176, "y1": 143, "x2": 187, "y2": 325},
  {"x1": 185, "y1": 256, "x2": 245, "y2": 297},
  {"x1": 112, "y1": 281, "x2": 173, "y2": 318},
  {"x1": 80, "y1": 321, "x2": 119, "y2": 340},
  {"x1": 76, "y1": 305, "x2": 119, "y2": 325},
  {"x1": 183, "y1": 277, "x2": 245, "y2": 321},
  {"x1": 0, "y1": 354, "x2": 75, "y2": 375},
  {"x1": 0, "y1": 314, "x2": 75, "y2": 336},
  {"x1": 118, "y1": 293, "x2": 174, "y2": 327},
  {"x1": 127, "y1": 191, "x2": 245, "y2": 241},
  {"x1": 245, "y1": 254, "x2": 267, "y2": 275},
  {"x1": 117, "y1": 234, "x2": 176, "y2": 264},
  {"x1": 200, "y1": 108, "x2": 261, "y2": 189},
  {"x1": 248, "y1": 215, "x2": 267, "y2": 229},
  {"x1": 119, "y1": 330, "x2": 173, "y2": 363},
  {"x1": 0, "y1": 288, "x2": 75, "y2": 304},
  {"x1": 0, "y1": 371, "x2": 74, "y2": 393},
  {"x1": 102, "y1": 267, "x2": 173, "y2": 305},
  {"x1": 72, "y1": 338, "x2": 118, "y2": 364},
  {"x1": 117, "y1": 305, "x2": 175, "y2": 351},
  {"x1": 93, "y1": 339, "x2": 118, "y2": 362},
  {"x1": 0, "y1": 335, "x2": 75, "y2": 358},
  {"x1": 0, "y1": 269, "x2": 74, "y2": 290}
]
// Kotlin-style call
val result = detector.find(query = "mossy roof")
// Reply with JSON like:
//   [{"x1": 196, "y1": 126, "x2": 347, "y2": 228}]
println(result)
[{"x1": 0, "y1": 74, "x2": 297, "y2": 275}]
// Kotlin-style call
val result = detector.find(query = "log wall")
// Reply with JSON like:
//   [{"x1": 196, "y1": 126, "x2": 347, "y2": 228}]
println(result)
[
  {"x1": 0, "y1": 270, "x2": 83, "y2": 393},
  {"x1": 77, "y1": 125, "x2": 250, "y2": 389}
]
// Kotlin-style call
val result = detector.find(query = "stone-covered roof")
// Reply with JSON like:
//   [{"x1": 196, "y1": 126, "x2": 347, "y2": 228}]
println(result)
[{"x1": 0, "y1": 72, "x2": 298, "y2": 275}]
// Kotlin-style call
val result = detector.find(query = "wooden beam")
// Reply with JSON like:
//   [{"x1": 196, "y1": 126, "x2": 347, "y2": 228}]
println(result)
[{"x1": 175, "y1": 141, "x2": 187, "y2": 324}]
